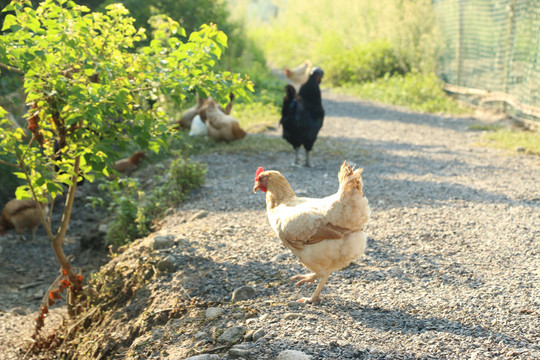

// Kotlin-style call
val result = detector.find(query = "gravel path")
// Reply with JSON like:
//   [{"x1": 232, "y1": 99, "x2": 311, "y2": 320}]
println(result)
[{"x1": 1, "y1": 89, "x2": 538, "y2": 359}]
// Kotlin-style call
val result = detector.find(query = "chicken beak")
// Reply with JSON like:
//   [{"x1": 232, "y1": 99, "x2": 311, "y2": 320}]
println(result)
[{"x1": 253, "y1": 182, "x2": 260, "y2": 193}]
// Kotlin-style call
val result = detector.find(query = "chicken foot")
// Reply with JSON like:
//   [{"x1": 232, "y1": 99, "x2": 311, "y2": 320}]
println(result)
[
  {"x1": 297, "y1": 274, "x2": 330, "y2": 303},
  {"x1": 290, "y1": 272, "x2": 319, "y2": 286},
  {"x1": 293, "y1": 148, "x2": 311, "y2": 167}
]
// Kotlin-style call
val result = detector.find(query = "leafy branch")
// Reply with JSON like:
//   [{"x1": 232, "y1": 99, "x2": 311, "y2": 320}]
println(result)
[{"x1": 0, "y1": 0, "x2": 253, "y2": 348}]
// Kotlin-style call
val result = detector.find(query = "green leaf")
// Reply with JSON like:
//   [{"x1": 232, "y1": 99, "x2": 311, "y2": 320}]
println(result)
[
  {"x1": 2, "y1": 14, "x2": 18, "y2": 31},
  {"x1": 15, "y1": 186, "x2": 31, "y2": 200},
  {"x1": 34, "y1": 176, "x2": 46, "y2": 186}
]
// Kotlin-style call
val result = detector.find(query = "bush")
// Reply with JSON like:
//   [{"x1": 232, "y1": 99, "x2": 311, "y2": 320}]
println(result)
[
  {"x1": 104, "y1": 157, "x2": 207, "y2": 247},
  {"x1": 246, "y1": 0, "x2": 441, "y2": 74},
  {"x1": 338, "y1": 72, "x2": 471, "y2": 114},
  {"x1": 324, "y1": 41, "x2": 409, "y2": 86}
]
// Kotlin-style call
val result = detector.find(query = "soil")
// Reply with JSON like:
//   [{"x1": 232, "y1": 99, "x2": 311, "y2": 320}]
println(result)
[{"x1": 0, "y1": 89, "x2": 538, "y2": 360}]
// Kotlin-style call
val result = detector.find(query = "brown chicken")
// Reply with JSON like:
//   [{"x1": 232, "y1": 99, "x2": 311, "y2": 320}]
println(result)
[
  {"x1": 201, "y1": 100, "x2": 246, "y2": 142},
  {"x1": 114, "y1": 150, "x2": 145, "y2": 176},
  {"x1": 177, "y1": 93, "x2": 235, "y2": 129},
  {"x1": 253, "y1": 161, "x2": 371, "y2": 303},
  {"x1": 0, "y1": 199, "x2": 49, "y2": 241}
]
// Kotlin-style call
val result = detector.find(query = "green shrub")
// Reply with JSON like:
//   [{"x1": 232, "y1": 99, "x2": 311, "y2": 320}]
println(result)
[
  {"x1": 338, "y1": 72, "x2": 471, "y2": 115},
  {"x1": 324, "y1": 41, "x2": 409, "y2": 86},
  {"x1": 103, "y1": 157, "x2": 207, "y2": 247},
  {"x1": 246, "y1": 0, "x2": 441, "y2": 74},
  {"x1": 105, "y1": 180, "x2": 143, "y2": 246}
]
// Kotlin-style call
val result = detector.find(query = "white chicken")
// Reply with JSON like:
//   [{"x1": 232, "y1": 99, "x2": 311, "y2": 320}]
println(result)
[
  {"x1": 285, "y1": 60, "x2": 312, "y2": 91},
  {"x1": 253, "y1": 161, "x2": 371, "y2": 303}
]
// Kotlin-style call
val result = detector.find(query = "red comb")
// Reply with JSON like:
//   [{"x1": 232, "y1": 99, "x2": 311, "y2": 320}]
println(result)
[{"x1": 255, "y1": 167, "x2": 264, "y2": 180}]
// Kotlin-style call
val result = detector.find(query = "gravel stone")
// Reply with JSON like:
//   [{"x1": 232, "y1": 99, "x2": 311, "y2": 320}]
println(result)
[
  {"x1": 231, "y1": 285, "x2": 257, "y2": 302},
  {"x1": 206, "y1": 307, "x2": 225, "y2": 320},
  {"x1": 156, "y1": 255, "x2": 176, "y2": 272},
  {"x1": 184, "y1": 355, "x2": 221, "y2": 360},
  {"x1": 252, "y1": 328, "x2": 266, "y2": 341},
  {"x1": 1, "y1": 90, "x2": 538, "y2": 360},
  {"x1": 217, "y1": 326, "x2": 246, "y2": 344},
  {"x1": 276, "y1": 350, "x2": 312, "y2": 360},
  {"x1": 152, "y1": 235, "x2": 175, "y2": 250},
  {"x1": 228, "y1": 347, "x2": 251, "y2": 358},
  {"x1": 189, "y1": 210, "x2": 208, "y2": 221}
]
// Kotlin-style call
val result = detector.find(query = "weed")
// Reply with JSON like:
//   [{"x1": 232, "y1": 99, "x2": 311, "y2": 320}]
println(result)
[
  {"x1": 468, "y1": 123, "x2": 502, "y2": 131},
  {"x1": 481, "y1": 129, "x2": 540, "y2": 156},
  {"x1": 324, "y1": 41, "x2": 408, "y2": 86},
  {"x1": 336, "y1": 72, "x2": 472, "y2": 115},
  {"x1": 100, "y1": 157, "x2": 207, "y2": 248}
]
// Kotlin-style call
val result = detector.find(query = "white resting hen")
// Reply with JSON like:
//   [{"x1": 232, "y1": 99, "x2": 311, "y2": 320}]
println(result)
[{"x1": 253, "y1": 161, "x2": 370, "y2": 303}]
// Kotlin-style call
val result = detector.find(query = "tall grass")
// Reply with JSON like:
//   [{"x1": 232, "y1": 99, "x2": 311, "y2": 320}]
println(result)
[
  {"x1": 337, "y1": 72, "x2": 471, "y2": 115},
  {"x1": 227, "y1": 0, "x2": 472, "y2": 116},
  {"x1": 242, "y1": 0, "x2": 441, "y2": 75}
]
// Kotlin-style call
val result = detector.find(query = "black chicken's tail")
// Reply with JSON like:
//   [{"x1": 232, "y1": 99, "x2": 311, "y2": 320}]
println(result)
[{"x1": 280, "y1": 84, "x2": 297, "y2": 126}]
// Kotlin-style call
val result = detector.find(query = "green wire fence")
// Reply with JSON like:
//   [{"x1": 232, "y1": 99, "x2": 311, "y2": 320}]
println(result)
[{"x1": 433, "y1": 0, "x2": 540, "y2": 122}]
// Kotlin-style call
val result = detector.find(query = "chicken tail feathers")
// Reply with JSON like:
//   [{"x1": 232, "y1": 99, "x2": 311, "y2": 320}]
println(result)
[{"x1": 338, "y1": 161, "x2": 364, "y2": 196}]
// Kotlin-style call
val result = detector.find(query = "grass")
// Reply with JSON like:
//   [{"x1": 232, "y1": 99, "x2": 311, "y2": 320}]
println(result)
[
  {"x1": 480, "y1": 129, "x2": 540, "y2": 156},
  {"x1": 235, "y1": 102, "x2": 281, "y2": 132},
  {"x1": 336, "y1": 72, "x2": 473, "y2": 115},
  {"x1": 468, "y1": 123, "x2": 503, "y2": 131},
  {"x1": 180, "y1": 132, "x2": 373, "y2": 165},
  {"x1": 183, "y1": 133, "x2": 289, "y2": 155}
]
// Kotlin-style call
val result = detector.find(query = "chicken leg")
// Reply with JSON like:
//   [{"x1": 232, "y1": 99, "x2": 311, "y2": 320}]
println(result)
[
  {"x1": 297, "y1": 273, "x2": 330, "y2": 303},
  {"x1": 294, "y1": 148, "x2": 300, "y2": 166},
  {"x1": 304, "y1": 150, "x2": 311, "y2": 167}
]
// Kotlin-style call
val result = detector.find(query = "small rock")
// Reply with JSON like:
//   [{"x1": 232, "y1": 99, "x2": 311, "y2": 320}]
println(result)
[
  {"x1": 206, "y1": 307, "x2": 225, "y2": 320},
  {"x1": 189, "y1": 210, "x2": 208, "y2": 221},
  {"x1": 10, "y1": 307, "x2": 27, "y2": 316},
  {"x1": 245, "y1": 318, "x2": 257, "y2": 326},
  {"x1": 156, "y1": 255, "x2": 177, "y2": 272},
  {"x1": 231, "y1": 285, "x2": 256, "y2": 302},
  {"x1": 232, "y1": 312, "x2": 244, "y2": 319},
  {"x1": 232, "y1": 343, "x2": 250, "y2": 350},
  {"x1": 153, "y1": 235, "x2": 175, "y2": 250},
  {"x1": 283, "y1": 313, "x2": 303, "y2": 320},
  {"x1": 244, "y1": 329, "x2": 255, "y2": 341},
  {"x1": 276, "y1": 350, "x2": 312, "y2": 360},
  {"x1": 252, "y1": 328, "x2": 266, "y2": 341},
  {"x1": 229, "y1": 348, "x2": 251, "y2": 358},
  {"x1": 287, "y1": 301, "x2": 306, "y2": 308},
  {"x1": 184, "y1": 355, "x2": 221, "y2": 360},
  {"x1": 516, "y1": 146, "x2": 526, "y2": 152},
  {"x1": 217, "y1": 326, "x2": 246, "y2": 344},
  {"x1": 194, "y1": 331, "x2": 209, "y2": 340}
]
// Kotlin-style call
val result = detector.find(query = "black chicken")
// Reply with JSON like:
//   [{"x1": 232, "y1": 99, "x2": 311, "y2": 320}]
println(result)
[{"x1": 280, "y1": 67, "x2": 325, "y2": 167}]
